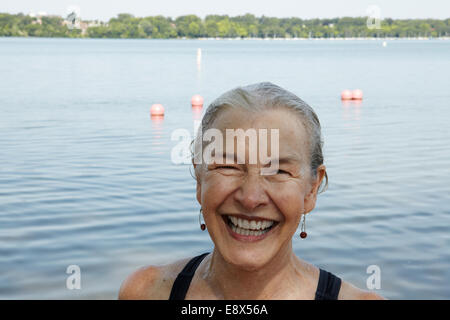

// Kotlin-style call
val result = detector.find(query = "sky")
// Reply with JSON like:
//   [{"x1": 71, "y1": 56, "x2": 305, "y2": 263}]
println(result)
[{"x1": 1, "y1": 0, "x2": 449, "y2": 21}]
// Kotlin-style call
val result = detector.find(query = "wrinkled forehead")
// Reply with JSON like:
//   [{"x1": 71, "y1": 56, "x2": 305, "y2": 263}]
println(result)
[{"x1": 206, "y1": 107, "x2": 310, "y2": 165}]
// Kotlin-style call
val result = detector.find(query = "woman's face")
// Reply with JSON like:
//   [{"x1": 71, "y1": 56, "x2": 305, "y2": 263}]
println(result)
[{"x1": 195, "y1": 107, "x2": 325, "y2": 270}]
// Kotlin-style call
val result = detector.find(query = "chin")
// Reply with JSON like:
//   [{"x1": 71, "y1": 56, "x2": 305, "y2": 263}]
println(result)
[{"x1": 222, "y1": 246, "x2": 275, "y2": 272}]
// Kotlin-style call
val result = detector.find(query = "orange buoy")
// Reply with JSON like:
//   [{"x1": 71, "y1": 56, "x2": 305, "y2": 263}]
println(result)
[
  {"x1": 341, "y1": 90, "x2": 352, "y2": 100},
  {"x1": 191, "y1": 94, "x2": 204, "y2": 107},
  {"x1": 352, "y1": 89, "x2": 363, "y2": 100},
  {"x1": 150, "y1": 104, "x2": 164, "y2": 116}
]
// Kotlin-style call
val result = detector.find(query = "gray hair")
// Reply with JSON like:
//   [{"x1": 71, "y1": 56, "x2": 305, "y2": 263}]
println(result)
[{"x1": 192, "y1": 81, "x2": 328, "y2": 193}]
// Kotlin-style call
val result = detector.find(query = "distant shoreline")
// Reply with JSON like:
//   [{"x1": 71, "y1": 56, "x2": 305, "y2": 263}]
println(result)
[
  {"x1": 1, "y1": 36, "x2": 449, "y2": 41},
  {"x1": 2, "y1": 13, "x2": 448, "y2": 40},
  {"x1": 195, "y1": 37, "x2": 450, "y2": 41}
]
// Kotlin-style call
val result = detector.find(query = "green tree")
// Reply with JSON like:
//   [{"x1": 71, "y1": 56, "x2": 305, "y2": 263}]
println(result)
[
  {"x1": 1, "y1": 12, "x2": 449, "y2": 39},
  {"x1": 175, "y1": 15, "x2": 203, "y2": 38}
]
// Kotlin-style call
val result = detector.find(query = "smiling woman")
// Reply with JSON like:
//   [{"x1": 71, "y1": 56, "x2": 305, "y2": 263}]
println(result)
[{"x1": 118, "y1": 82, "x2": 385, "y2": 300}]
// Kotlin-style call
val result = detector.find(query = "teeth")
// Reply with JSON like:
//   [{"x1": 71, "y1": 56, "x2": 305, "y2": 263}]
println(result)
[
  {"x1": 230, "y1": 216, "x2": 238, "y2": 226},
  {"x1": 228, "y1": 215, "x2": 275, "y2": 232},
  {"x1": 231, "y1": 224, "x2": 269, "y2": 236},
  {"x1": 239, "y1": 218, "x2": 250, "y2": 229}
]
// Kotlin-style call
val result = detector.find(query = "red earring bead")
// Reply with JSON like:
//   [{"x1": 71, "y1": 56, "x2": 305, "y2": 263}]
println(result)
[
  {"x1": 300, "y1": 231, "x2": 307, "y2": 239},
  {"x1": 200, "y1": 224, "x2": 206, "y2": 231}
]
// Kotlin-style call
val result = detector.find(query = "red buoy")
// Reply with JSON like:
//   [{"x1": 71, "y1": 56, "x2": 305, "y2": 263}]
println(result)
[
  {"x1": 352, "y1": 89, "x2": 363, "y2": 100},
  {"x1": 341, "y1": 90, "x2": 352, "y2": 100},
  {"x1": 191, "y1": 94, "x2": 204, "y2": 107},
  {"x1": 150, "y1": 104, "x2": 164, "y2": 116}
]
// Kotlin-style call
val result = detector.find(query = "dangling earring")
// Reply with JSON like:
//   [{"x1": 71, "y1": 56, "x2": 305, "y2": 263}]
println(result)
[
  {"x1": 199, "y1": 208, "x2": 206, "y2": 231},
  {"x1": 300, "y1": 213, "x2": 307, "y2": 239}
]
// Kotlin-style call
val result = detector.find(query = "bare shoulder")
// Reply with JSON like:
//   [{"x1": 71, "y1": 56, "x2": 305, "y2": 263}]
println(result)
[
  {"x1": 338, "y1": 280, "x2": 386, "y2": 300},
  {"x1": 118, "y1": 257, "x2": 192, "y2": 300}
]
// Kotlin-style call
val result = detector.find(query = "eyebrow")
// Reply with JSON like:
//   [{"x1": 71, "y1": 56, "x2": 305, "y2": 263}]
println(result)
[
  {"x1": 210, "y1": 151, "x2": 243, "y2": 164},
  {"x1": 213, "y1": 152, "x2": 300, "y2": 165},
  {"x1": 262, "y1": 155, "x2": 301, "y2": 166}
]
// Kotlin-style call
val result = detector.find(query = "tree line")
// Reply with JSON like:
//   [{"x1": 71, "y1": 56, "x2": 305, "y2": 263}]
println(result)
[{"x1": 1, "y1": 12, "x2": 449, "y2": 38}]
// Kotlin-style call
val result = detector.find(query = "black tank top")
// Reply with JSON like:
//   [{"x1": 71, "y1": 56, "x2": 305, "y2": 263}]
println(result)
[{"x1": 168, "y1": 253, "x2": 342, "y2": 300}]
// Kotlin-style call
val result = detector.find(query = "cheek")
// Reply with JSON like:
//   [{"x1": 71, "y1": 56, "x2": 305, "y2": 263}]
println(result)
[
  {"x1": 271, "y1": 183, "x2": 305, "y2": 221},
  {"x1": 201, "y1": 174, "x2": 237, "y2": 211}
]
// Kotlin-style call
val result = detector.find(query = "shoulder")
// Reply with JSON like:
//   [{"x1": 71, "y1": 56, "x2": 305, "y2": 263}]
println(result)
[
  {"x1": 118, "y1": 257, "x2": 192, "y2": 300},
  {"x1": 338, "y1": 279, "x2": 386, "y2": 300}
]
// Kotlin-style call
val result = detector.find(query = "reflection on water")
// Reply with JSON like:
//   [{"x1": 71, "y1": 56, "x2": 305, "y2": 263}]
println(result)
[
  {"x1": 0, "y1": 38, "x2": 449, "y2": 299},
  {"x1": 151, "y1": 115, "x2": 165, "y2": 127},
  {"x1": 150, "y1": 115, "x2": 165, "y2": 156},
  {"x1": 342, "y1": 100, "x2": 362, "y2": 124},
  {"x1": 191, "y1": 106, "x2": 203, "y2": 121}
]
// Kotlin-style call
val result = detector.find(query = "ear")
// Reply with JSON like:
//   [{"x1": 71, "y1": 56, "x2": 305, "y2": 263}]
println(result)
[
  {"x1": 196, "y1": 180, "x2": 202, "y2": 205},
  {"x1": 194, "y1": 163, "x2": 202, "y2": 206},
  {"x1": 304, "y1": 165, "x2": 326, "y2": 214}
]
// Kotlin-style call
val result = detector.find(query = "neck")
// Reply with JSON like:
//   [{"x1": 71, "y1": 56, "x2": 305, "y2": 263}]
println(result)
[{"x1": 202, "y1": 242, "x2": 302, "y2": 299}]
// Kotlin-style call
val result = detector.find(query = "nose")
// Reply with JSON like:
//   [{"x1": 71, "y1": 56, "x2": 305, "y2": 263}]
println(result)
[{"x1": 233, "y1": 171, "x2": 269, "y2": 212}]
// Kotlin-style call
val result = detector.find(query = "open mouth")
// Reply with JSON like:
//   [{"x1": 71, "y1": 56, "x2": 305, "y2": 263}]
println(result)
[{"x1": 222, "y1": 215, "x2": 278, "y2": 238}]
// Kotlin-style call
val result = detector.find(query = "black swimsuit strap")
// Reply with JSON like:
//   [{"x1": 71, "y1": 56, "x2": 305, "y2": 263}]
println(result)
[
  {"x1": 169, "y1": 252, "x2": 209, "y2": 300},
  {"x1": 314, "y1": 268, "x2": 342, "y2": 300},
  {"x1": 168, "y1": 253, "x2": 341, "y2": 300}
]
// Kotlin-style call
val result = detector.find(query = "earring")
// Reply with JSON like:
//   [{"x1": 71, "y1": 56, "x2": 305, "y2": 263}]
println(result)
[
  {"x1": 300, "y1": 213, "x2": 307, "y2": 239},
  {"x1": 199, "y1": 208, "x2": 206, "y2": 231}
]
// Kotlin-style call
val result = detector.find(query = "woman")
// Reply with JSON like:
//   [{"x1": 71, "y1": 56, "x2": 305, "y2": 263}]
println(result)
[{"x1": 119, "y1": 82, "x2": 384, "y2": 300}]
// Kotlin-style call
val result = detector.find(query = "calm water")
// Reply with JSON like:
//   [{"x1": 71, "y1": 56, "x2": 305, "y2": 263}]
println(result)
[{"x1": 0, "y1": 38, "x2": 449, "y2": 299}]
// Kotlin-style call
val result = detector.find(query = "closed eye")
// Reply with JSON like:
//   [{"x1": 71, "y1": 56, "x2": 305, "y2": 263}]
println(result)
[{"x1": 277, "y1": 169, "x2": 290, "y2": 175}]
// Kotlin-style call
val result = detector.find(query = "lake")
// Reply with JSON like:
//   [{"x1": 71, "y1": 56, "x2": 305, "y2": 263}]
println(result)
[{"x1": 0, "y1": 37, "x2": 449, "y2": 299}]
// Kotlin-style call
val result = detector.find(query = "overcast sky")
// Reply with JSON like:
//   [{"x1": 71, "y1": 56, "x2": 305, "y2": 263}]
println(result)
[{"x1": 1, "y1": 0, "x2": 449, "y2": 21}]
